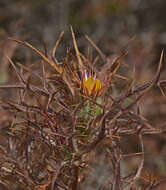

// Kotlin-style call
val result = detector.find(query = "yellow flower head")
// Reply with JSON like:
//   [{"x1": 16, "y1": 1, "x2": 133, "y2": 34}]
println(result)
[{"x1": 82, "y1": 70, "x2": 102, "y2": 98}]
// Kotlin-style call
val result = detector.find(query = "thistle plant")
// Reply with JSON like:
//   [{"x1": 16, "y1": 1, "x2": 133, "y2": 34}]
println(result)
[{"x1": 0, "y1": 27, "x2": 166, "y2": 190}]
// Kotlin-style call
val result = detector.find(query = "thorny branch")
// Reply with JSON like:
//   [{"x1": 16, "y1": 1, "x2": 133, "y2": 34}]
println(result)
[{"x1": 0, "y1": 32, "x2": 165, "y2": 189}]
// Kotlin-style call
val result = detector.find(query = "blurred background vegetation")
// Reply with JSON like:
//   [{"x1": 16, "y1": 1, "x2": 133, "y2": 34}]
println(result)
[
  {"x1": 1, "y1": 0, "x2": 166, "y2": 189},
  {"x1": 1, "y1": 0, "x2": 166, "y2": 51},
  {"x1": 1, "y1": 0, "x2": 166, "y2": 83}
]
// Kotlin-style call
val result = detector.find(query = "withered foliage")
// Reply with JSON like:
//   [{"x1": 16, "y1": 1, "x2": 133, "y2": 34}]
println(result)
[{"x1": 0, "y1": 27, "x2": 166, "y2": 190}]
